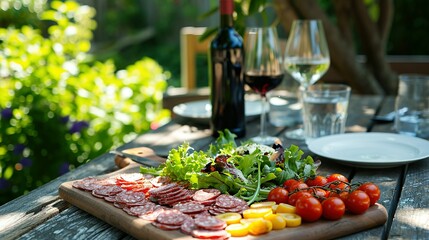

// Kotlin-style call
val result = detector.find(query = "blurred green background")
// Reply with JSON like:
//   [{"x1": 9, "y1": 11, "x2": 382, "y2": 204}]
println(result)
[{"x1": 0, "y1": 0, "x2": 428, "y2": 205}]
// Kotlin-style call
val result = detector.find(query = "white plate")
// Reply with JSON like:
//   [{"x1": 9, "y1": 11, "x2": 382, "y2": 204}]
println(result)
[
  {"x1": 173, "y1": 99, "x2": 262, "y2": 120},
  {"x1": 307, "y1": 133, "x2": 429, "y2": 168}
]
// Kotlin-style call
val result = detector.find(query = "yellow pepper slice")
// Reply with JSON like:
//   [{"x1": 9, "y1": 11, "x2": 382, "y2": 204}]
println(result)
[
  {"x1": 242, "y1": 208, "x2": 273, "y2": 219},
  {"x1": 248, "y1": 219, "x2": 272, "y2": 235},
  {"x1": 277, "y1": 213, "x2": 302, "y2": 227},
  {"x1": 225, "y1": 223, "x2": 249, "y2": 237},
  {"x1": 264, "y1": 213, "x2": 286, "y2": 230},
  {"x1": 250, "y1": 201, "x2": 276, "y2": 209},
  {"x1": 276, "y1": 203, "x2": 296, "y2": 214},
  {"x1": 215, "y1": 212, "x2": 242, "y2": 225}
]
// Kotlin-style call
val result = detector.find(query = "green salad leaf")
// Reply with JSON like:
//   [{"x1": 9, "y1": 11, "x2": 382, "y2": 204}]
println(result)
[{"x1": 140, "y1": 129, "x2": 318, "y2": 204}]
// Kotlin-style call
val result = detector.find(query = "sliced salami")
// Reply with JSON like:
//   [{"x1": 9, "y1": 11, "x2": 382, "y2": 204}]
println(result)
[
  {"x1": 115, "y1": 191, "x2": 146, "y2": 204},
  {"x1": 139, "y1": 206, "x2": 166, "y2": 221},
  {"x1": 156, "y1": 209, "x2": 188, "y2": 226},
  {"x1": 215, "y1": 194, "x2": 247, "y2": 209},
  {"x1": 191, "y1": 229, "x2": 230, "y2": 239},
  {"x1": 195, "y1": 216, "x2": 227, "y2": 230},
  {"x1": 193, "y1": 189, "x2": 221, "y2": 202},
  {"x1": 128, "y1": 202, "x2": 156, "y2": 216},
  {"x1": 117, "y1": 173, "x2": 144, "y2": 182},
  {"x1": 92, "y1": 185, "x2": 123, "y2": 197},
  {"x1": 149, "y1": 183, "x2": 179, "y2": 196},
  {"x1": 151, "y1": 221, "x2": 181, "y2": 230},
  {"x1": 156, "y1": 187, "x2": 186, "y2": 199},
  {"x1": 149, "y1": 176, "x2": 171, "y2": 187},
  {"x1": 72, "y1": 177, "x2": 99, "y2": 191},
  {"x1": 180, "y1": 218, "x2": 196, "y2": 235},
  {"x1": 173, "y1": 202, "x2": 206, "y2": 214}
]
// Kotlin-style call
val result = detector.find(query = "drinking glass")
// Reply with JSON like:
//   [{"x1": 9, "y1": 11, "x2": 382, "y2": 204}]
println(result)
[
  {"x1": 244, "y1": 26, "x2": 284, "y2": 145},
  {"x1": 283, "y1": 19, "x2": 330, "y2": 140}
]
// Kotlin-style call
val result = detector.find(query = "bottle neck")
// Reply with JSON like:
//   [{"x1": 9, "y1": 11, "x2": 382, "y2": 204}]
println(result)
[{"x1": 220, "y1": 0, "x2": 234, "y2": 28}]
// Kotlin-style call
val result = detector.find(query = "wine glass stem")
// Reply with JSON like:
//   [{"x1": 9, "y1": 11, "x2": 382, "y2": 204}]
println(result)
[{"x1": 260, "y1": 94, "x2": 268, "y2": 139}]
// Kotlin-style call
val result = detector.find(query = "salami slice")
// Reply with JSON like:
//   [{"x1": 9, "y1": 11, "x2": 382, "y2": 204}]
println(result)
[
  {"x1": 72, "y1": 177, "x2": 99, "y2": 191},
  {"x1": 118, "y1": 173, "x2": 144, "y2": 182},
  {"x1": 156, "y1": 210, "x2": 188, "y2": 226},
  {"x1": 139, "y1": 206, "x2": 166, "y2": 221},
  {"x1": 173, "y1": 202, "x2": 206, "y2": 214},
  {"x1": 193, "y1": 189, "x2": 221, "y2": 202},
  {"x1": 151, "y1": 221, "x2": 181, "y2": 230},
  {"x1": 191, "y1": 229, "x2": 229, "y2": 239},
  {"x1": 115, "y1": 191, "x2": 146, "y2": 204},
  {"x1": 148, "y1": 183, "x2": 179, "y2": 196},
  {"x1": 180, "y1": 218, "x2": 196, "y2": 235},
  {"x1": 215, "y1": 194, "x2": 247, "y2": 209},
  {"x1": 195, "y1": 216, "x2": 227, "y2": 230},
  {"x1": 128, "y1": 202, "x2": 156, "y2": 216},
  {"x1": 92, "y1": 185, "x2": 123, "y2": 197},
  {"x1": 149, "y1": 176, "x2": 171, "y2": 187}
]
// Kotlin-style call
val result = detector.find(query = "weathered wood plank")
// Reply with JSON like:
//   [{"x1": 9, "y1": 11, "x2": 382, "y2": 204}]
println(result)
[{"x1": 389, "y1": 158, "x2": 429, "y2": 239}]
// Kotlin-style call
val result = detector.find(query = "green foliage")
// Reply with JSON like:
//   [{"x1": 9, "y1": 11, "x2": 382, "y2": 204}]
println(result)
[{"x1": 0, "y1": 0, "x2": 170, "y2": 204}]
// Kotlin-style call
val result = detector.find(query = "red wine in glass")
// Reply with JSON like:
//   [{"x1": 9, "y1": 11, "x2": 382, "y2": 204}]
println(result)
[{"x1": 244, "y1": 72, "x2": 284, "y2": 96}]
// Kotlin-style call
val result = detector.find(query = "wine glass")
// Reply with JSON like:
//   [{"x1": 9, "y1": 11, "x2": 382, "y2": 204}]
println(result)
[
  {"x1": 244, "y1": 26, "x2": 284, "y2": 145},
  {"x1": 283, "y1": 19, "x2": 330, "y2": 140}
]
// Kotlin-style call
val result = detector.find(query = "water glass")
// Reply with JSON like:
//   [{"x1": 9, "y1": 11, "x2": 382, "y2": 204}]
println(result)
[
  {"x1": 302, "y1": 84, "x2": 351, "y2": 139},
  {"x1": 268, "y1": 90, "x2": 302, "y2": 127},
  {"x1": 394, "y1": 74, "x2": 429, "y2": 138}
]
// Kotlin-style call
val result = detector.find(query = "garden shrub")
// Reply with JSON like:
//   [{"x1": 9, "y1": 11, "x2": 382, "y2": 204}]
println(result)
[{"x1": 0, "y1": 0, "x2": 170, "y2": 204}]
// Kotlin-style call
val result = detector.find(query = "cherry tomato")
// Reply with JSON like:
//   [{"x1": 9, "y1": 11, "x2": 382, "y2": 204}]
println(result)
[
  {"x1": 283, "y1": 179, "x2": 301, "y2": 192},
  {"x1": 295, "y1": 196, "x2": 322, "y2": 222},
  {"x1": 346, "y1": 190, "x2": 370, "y2": 214},
  {"x1": 288, "y1": 191, "x2": 312, "y2": 206},
  {"x1": 358, "y1": 182, "x2": 381, "y2": 206},
  {"x1": 327, "y1": 173, "x2": 349, "y2": 184},
  {"x1": 289, "y1": 182, "x2": 309, "y2": 193},
  {"x1": 322, "y1": 197, "x2": 346, "y2": 220},
  {"x1": 309, "y1": 187, "x2": 329, "y2": 198},
  {"x1": 328, "y1": 191, "x2": 349, "y2": 202},
  {"x1": 305, "y1": 175, "x2": 328, "y2": 187},
  {"x1": 267, "y1": 187, "x2": 289, "y2": 204}
]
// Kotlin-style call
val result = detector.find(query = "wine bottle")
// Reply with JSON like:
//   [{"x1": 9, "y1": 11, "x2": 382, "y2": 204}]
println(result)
[{"x1": 208, "y1": 0, "x2": 246, "y2": 138}]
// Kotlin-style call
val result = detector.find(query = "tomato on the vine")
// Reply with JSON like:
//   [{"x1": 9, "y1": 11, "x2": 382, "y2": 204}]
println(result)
[
  {"x1": 358, "y1": 182, "x2": 380, "y2": 206},
  {"x1": 283, "y1": 179, "x2": 301, "y2": 192},
  {"x1": 295, "y1": 196, "x2": 322, "y2": 222},
  {"x1": 267, "y1": 187, "x2": 289, "y2": 204},
  {"x1": 309, "y1": 187, "x2": 329, "y2": 198},
  {"x1": 289, "y1": 182, "x2": 309, "y2": 192},
  {"x1": 346, "y1": 190, "x2": 370, "y2": 214},
  {"x1": 327, "y1": 173, "x2": 349, "y2": 183},
  {"x1": 322, "y1": 197, "x2": 345, "y2": 220},
  {"x1": 328, "y1": 191, "x2": 349, "y2": 202},
  {"x1": 327, "y1": 173, "x2": 349, "y2": 191},
  {"x1": 305, "y1": 175, "x2": 328, "y2": 187},
  {"x1": 288, "y1": 191, "x2": 312, "y2": 206}
]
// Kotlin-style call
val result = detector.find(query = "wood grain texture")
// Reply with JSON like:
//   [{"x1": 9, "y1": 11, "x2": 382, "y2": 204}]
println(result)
[{"x1": 389, "y1": 158, "x2": 429, "y2": 238}]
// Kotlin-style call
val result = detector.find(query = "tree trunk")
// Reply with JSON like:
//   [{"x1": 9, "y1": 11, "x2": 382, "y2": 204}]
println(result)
[{"x1": 273, "y1": 0, "x2": 397, "y2": 95}]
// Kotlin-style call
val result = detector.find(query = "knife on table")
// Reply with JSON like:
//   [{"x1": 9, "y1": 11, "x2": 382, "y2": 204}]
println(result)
[{"x1": 109, "y1": 149, "x2": 162, "y2": 168}]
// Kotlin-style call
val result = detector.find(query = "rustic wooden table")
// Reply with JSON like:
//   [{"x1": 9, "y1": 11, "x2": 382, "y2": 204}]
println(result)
[{"x1": 0, "y1": 95, "x2": 428, "y2": 240}]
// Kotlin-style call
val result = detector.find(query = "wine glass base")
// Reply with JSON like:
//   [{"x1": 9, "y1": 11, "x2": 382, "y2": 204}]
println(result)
[
  {"x1": 284, "y1": 128, "x2": 305, "y2": 140},
  {"x1": 250, "y1": 135, "x2": 278, "y2": 146}
]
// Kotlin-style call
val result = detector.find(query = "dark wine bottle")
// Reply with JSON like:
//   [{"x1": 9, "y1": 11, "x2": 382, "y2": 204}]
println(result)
[{"x1": 208, "y1": 0, "x2": 246, "y2": 138}]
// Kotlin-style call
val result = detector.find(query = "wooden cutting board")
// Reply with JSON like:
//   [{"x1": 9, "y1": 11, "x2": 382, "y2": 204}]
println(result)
[{"x1": 59, "y1": 147, "x2": 388, "y2": 240}]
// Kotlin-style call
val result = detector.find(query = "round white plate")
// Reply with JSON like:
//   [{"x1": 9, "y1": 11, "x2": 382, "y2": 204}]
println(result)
[
  {"x1": 307, "y1": 132, "x2": 429, "y2": 168},
  {"x1": 173, "y1": 99, "x2": 262, "y2": 120}
]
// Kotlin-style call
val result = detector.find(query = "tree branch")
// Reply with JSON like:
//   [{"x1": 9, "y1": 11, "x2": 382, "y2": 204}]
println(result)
[
  {"x1": 353, "y1": 0, "x2": 397, "y2": 94},
  {"x1": 378, "y1": 0, "x2": 394, "y2": 44}
]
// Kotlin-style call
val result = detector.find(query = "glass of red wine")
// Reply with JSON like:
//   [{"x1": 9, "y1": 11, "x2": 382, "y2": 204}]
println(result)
[{"x1": 244, "y1": 26, "x2": 284, "y2": 145}]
